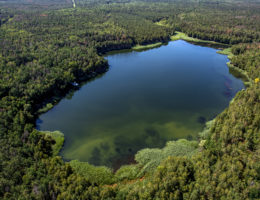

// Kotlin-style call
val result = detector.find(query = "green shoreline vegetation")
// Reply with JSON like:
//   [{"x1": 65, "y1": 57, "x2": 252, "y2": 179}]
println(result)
[
  {"x1": 37, "y1": 103, "x2": 54, "y2": 114},
  {"x1": 218, "y1": 47, "x2": 253, "y2": 87},
  {"x1": 41, "y1": 131, "x2": 65, "y2": 156},
  {"x1": 132, "y1": 42, "x2": 163, "y2": 51},
  {"x1": 67, "y1": 138, "x2": 199, "y2": 185},
  {"x1": 131, "y1": 31, "x2": 229, "y2": 52},
  {"x1": 217, "y1": 47, "x2": 233, "y2": 58},
  {"x1": 170, "y1": 31, "x2": 226, "y2": 46},
  {"x1": 0, "y1": 0, "x2": 259, "y2": 199}
]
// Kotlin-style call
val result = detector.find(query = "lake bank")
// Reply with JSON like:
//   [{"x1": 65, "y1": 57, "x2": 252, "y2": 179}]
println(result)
[{"x1": 37, "y1": 40, "x2": 244, "y2": 169}]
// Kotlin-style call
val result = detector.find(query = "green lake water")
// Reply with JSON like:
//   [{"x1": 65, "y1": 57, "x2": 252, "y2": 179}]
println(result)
[{"x1": 38, "y1": 40, "x2": 244, "y2": 169}]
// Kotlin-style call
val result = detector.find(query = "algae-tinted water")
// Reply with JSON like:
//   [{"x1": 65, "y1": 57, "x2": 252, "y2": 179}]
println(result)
[{"x1": 38, "y1": 40, "x2": 244, "y2": 168}]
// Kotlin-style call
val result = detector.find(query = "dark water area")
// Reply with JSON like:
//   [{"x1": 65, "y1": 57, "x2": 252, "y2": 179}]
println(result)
[{"x1": 38, "y1": 40, "x2": 244, "y2": 168}]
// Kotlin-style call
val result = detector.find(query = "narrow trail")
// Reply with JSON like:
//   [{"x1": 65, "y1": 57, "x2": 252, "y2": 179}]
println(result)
[{"x1": 72, "y1": 0, "x2": 76, "y2": 8}]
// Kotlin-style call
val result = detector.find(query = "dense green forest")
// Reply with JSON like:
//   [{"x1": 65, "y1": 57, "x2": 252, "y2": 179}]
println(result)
[{"x1": 0, "y1": 0, "x2": 259, "y2": 199}]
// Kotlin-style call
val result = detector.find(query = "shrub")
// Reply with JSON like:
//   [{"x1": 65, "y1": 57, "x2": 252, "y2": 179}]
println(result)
[
  {"x1": 70, "y1": 160, "x2": 115, "y2": 185},
  {"x1": 198, "y1": 120, "x2": 215, "y2": 139},
  {"x1": 115, "y1": 165, "x2": 140, "y2": 181},
  {"x1": 134, "y1": 139, "x2": 198, "y2": 175}
]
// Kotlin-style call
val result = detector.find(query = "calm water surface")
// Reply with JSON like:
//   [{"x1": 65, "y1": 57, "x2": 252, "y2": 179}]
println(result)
[{"x1": 38, "y1": 40, "x2": 244, "y2": 168}]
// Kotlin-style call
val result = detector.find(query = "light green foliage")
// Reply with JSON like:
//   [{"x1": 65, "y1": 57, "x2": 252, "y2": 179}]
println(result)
[
  {"x1": 132, "y1": 42, "x2": 162, "y2": 51},
  {"x1": 171, "y1": 31, "x2": 200, "y2": 41},
  {"x1": 135, "y1": 139, "x2": 198, "y2": 175},
  {"x1": 37, "y1": 103, "x2": 54, "y2": 114},
  {"x1": 135, "y1": 148, "x2": 162, "y2": 166},
  {"x1": 171, "y1": 31, "x2": 226, "y2": 46},
  {"x1": 198, "y1": 120, "x2": 215, "y2": 139},
  {"x1": 217, "y1": 47, "x2": 233, "y2": 58},
  {"x1": 41, "y1": 130, "x2": 64, "y2": 156},
  {"x1": 114, "y1": 165, "x2": 139, "y2": 181},
  {"x1": 70, "y1": 160, "x2": 115, "y2": 185},
  {"x1": 163, "y1": 139, "x2": 198, "y2": 156}
]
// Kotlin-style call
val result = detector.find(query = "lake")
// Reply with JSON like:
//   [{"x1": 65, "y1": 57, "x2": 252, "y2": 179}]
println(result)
[{"x1": 37, "y1": 40, "x2": 244, "y2": 169}]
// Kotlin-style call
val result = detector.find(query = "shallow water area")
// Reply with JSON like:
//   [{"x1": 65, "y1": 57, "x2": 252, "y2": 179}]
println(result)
[{"x1": 38, "y1": 40, "x2": 244, "y2": 169}]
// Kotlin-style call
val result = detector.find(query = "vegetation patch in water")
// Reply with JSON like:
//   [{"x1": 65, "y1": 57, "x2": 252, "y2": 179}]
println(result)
[
  {"x1": 171, "y1": 31, "x2": 226, "y2": 46},
  {"x1": 132, "y1": 42, "x2": 162, "y2": 51},
  {"x1": 41, "y1": 130, "x2": 64, "y2": 156}
]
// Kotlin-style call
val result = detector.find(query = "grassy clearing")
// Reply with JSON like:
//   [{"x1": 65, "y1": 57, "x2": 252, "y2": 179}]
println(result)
[
  {"x1": 41, "y1": 130, "x2": 64, "y2": 156},
  {"x1": 171, "y1": 31, "x2": 227, "y2": 46},
  {"x1": 217, "y1": 47, "x2": 233, "y2": 59},
  {"x1": 132, "y1": 42, "x2": 162, "y2": 51},
  {"x1": 155, "y1": 19, "x2": 168, "y2": 27}
]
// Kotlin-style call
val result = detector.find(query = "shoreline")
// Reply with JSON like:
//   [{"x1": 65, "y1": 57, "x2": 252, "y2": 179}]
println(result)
[
  {"x1": 132, "y1": 42, "x2": 163, "y2": 51},
  {"x1": 171, "y1": 31, "x2": 229, "y2": 48},
  {"x1": 36, "y1": 32, "x2": 250, "y2": 173},
  {"x1": 217, "y1": 48, "x2": 252, "y2": 87}
]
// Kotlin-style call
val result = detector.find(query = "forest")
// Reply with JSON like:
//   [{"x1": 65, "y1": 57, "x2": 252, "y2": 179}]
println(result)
[{"x1": 0, "y1": 0, "x2": 259, "y2": 199}]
